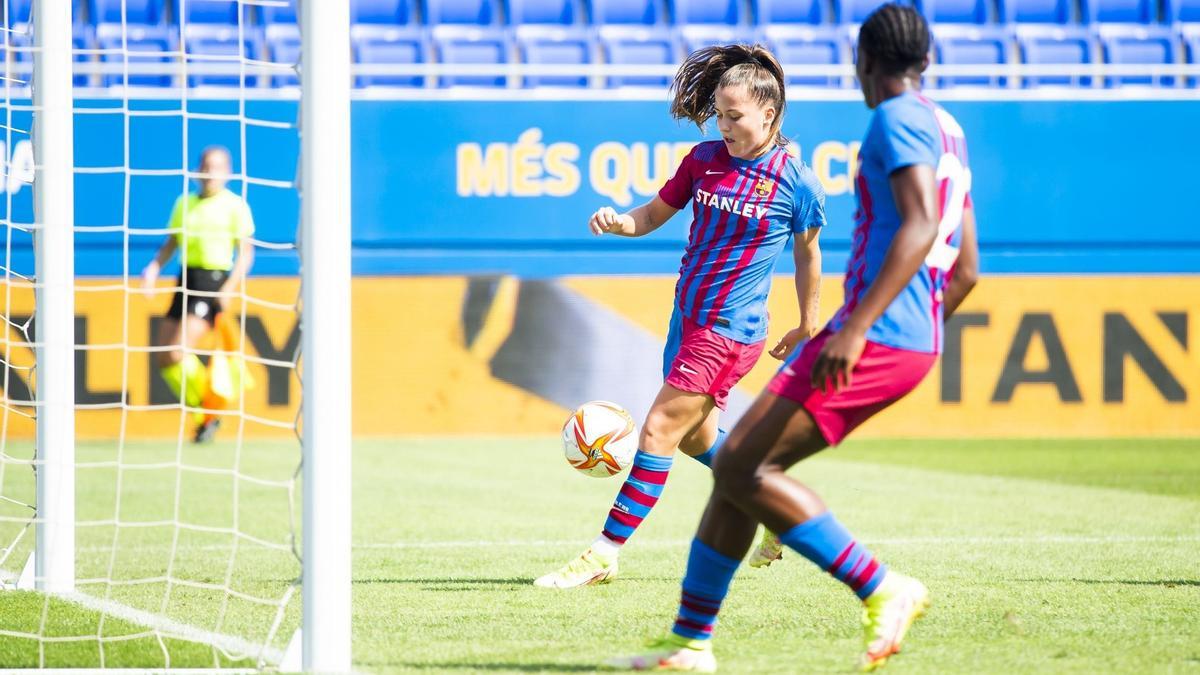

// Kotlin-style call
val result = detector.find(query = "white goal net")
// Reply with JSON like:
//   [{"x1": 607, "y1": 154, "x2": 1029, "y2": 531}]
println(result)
[{"x1": 0, "y1": 0, "x2": 351, "y2": 669}]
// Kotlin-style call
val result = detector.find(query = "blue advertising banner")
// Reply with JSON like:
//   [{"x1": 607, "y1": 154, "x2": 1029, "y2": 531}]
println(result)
[{"x1": 4, "y1": 98, "x2": 1197, "y2": 276}]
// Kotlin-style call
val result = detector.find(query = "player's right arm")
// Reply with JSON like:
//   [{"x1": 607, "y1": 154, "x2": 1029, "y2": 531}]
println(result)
[
  {"x1": 591, "y1": 143, "x2": 695, "y2": 237},
  {"x1": 141, "y1": 238, "x2": 178, "y2": 291},
  {"x1": 942, "y1": 203, "x2": 978, "y2": 318},
  {"x1": 589, "y1": 196, "x2": 680, "y2": 238},
  {"x1": 142, "y1": 196, "x2": 184, "y2": 291}
]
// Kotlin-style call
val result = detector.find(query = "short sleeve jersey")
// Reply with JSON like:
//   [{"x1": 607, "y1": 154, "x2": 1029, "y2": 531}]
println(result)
[
  {"x1": 168, "y1": 189, "x2": 255, "y2": 271},
  {"x1": 659, "y1": 140, "x2": 826, "y2": 344},
  {"x1": 828, "y1": 92, "x2": 972, "y2": 354}
]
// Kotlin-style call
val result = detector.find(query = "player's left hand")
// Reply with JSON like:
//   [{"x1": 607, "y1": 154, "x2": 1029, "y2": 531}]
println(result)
[
  {"x1": 769, "y1": 327, "x2": 811, "y2": 361},
  {"x1": 810, "y1": 327, "x2": 867, "y2": 395}
]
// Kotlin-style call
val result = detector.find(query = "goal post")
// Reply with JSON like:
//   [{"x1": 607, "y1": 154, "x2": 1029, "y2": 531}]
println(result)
[
  {"x1": 299, "y1": 0, "x2": 354, "y2": 671},
  {"x1": 11, "y1": 0, "x2": 355, "y2": 668},
  {"x1": 32, "y1": 0, "x2": 77, "y2": 596}
]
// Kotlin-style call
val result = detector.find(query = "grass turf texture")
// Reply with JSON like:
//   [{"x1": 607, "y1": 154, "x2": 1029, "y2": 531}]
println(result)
[{"x1": 1, "y1": 437, "x2": 1198, "y2": 671}]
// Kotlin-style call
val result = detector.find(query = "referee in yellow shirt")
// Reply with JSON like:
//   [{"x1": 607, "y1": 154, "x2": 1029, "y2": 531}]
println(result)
[{"x1": 142, "y1": 146, "x2": 255, "y2": 443}]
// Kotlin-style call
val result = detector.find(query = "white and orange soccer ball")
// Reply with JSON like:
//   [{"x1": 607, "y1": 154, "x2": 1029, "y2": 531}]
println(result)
[{"x1": 561, "y1": 400, "x2": 638, "y2": 478}]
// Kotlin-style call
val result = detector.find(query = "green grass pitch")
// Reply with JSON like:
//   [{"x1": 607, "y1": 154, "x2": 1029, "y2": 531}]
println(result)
[{"x1": 1, "y1": 437, "x2": 1198, "y2": 672}]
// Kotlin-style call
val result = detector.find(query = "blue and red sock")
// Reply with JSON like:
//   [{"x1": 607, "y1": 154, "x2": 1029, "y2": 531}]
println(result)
[
  {"x1": 690, "y1": 429, "x2": 727, "y2": 468},
  {"x1": 779, "y1": 511, "x2": 887, "y2": 599},
  {"x1": 671, "y1": 538, "x2": 739, "y2": 641},
  {"x1": 598, "y1": 450, "x2": 672, "y2": 548},
  {"x1": 596, "y1": 430, "x2": 725, "y2": 552}
]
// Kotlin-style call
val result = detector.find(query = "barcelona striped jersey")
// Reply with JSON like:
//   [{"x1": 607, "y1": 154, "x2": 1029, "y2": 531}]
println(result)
[
  {"x1": 828, "y1": 91, "x2": 973, "y2": 354},
  {"x1": 658, "y1": 140, "x2": 827, "y2": 344}
]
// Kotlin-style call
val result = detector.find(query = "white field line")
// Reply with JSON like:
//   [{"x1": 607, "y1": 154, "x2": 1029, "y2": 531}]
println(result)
[
  {"x1": 27, "y1": 667, "x2": 258, "y2": 672},
  {"x1": 63, "y1": 591, "x2": 285, "y2": 665},
  {"x1": 0, "y1": 566, "x2": 284, "y2": 667},
  {"x1": 60, "y1": 533, "x2": 1199, "y2": 555},
  {"x1": 351, "y1": 534, "x2": 1200, "y2": 549}
]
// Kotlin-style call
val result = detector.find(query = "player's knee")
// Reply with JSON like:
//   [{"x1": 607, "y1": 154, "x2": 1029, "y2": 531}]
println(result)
[
  {"x1": 711, "y1": 444, "x2": 759, "y2": 499},
  {"x1": 638, "y1": 410, "x2": 679, "y2": 455},
  {"x1": 156, "y1": 349, "x2": 182, "y2": 368}
]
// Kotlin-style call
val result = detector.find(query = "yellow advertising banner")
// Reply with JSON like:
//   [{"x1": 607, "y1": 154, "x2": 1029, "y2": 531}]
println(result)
[
  {"x1": 1, "y1": 275, "x2": 1196, "y2": 439},
  {"x1": 566, "y1": 275, "x2": 1200, "y2": 438}
]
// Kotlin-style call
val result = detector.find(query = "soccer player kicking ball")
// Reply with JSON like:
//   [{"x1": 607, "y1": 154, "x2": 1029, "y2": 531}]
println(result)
[
  {"x1": 534, "y1": 44, "x2": 827, "y2": 589},
  {"x1": 609, "y1": 5, "x2": 980, "y2": 671}
]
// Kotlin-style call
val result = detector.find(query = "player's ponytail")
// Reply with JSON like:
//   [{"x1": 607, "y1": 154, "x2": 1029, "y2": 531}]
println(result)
[{"x1": 669, "y1": 44, "x2": 789, "y2": 147}]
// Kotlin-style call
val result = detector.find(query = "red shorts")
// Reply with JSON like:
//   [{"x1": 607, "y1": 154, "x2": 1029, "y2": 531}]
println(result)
[
  {"x1": 767, "y1": 329, "x2": 936, "y2": 445},
  {"x1": 663, "y1": 313, "x2": 764, "y2": 410}
]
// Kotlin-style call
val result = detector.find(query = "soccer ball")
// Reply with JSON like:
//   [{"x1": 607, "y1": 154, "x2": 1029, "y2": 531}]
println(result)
[{"x1": 562, "y1": 401, "x2": 638, "y2": 478}]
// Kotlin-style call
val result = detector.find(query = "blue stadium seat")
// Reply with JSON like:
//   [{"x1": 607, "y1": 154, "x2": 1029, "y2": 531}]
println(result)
[
  {"x1": 89, "y1": 0, "x2": 166, "y2": 28},
  {"x1": 171, "y1": 0, "x2": 243, "y2": 25},
  {"x1": 1002, "y1": 0, "x2": 1073, "y2": 23},
  {"x1": 424, "y1": 0, "x2": 498, "y2": 24},
  {"x1": 5, "y1": 0, "x2": 30, "y2": 27},
  {"x1": 74, "y1": 26, "x2": 95, "y2": 87},
  {"x1": 354, "y1": 0, "x2": 413, "y2": 23},
  {"x1": 1018, "y1": 27, "x2": 1092, "y2": 85},
  {"x1": 672, "y1": 0, "x2": 742, "y2": 24},
  {"x1": 261, "y1": 2, "x2": 298, "y2": 43},
  {"x1": 509, "y1": 0, "x2": 576, "y2": 24},
  {"x1": 766, "y1": 28, "x2": 845, "y2": 87},
  {"x1": 266, "y1": 31, "x2": 300, "y2": 87},
  {"x1": 1100, "y1": 27, "x2": 1174, "y2": 85},
  {"x1": 1165, "y1": 0, "x2": 1200, "y2": 20},
  {"x1": 1185, "y1": 33, "x2": 1200, "y2": 87},
  {"x1": 599, "y1": 27, "x2": 678, "y2": 86},
  {"x1": 924, "y1": 0, "x2": 990, "y2": 23},
  {"x1": 96, "y1": 25, "x2": 176, "y2": 87},
  {"x1": 261, "y1": 2, "x2": 298, "y2": 25},
  {"x1": 184, "y1": 25, "x2": 264, "y2": 87},
  {"x1": 678, "y1": 26, "x2": 755, "y2": 53},
  {"x1": 837, "y1": 0, "x2": 912, "y2": 23},
  {"x1": 753, "y1": 0, "x2": 823, "y2": 25},
  {"x1": 355, "y1": 28, "x2": 428, "y2": 87},
  {"x1": 1084, "y1": 0, "x2": 1155, "y2": 22},
  {"x1": 589, "y1": 0, "x2": 663, "y2": 25},
  {"x1": 516, "y1": 28, "x2": 593, "y2": 86},
  {"x1": 432, "y1": 27, "x2": 510, "y2": 86},
  {"x1": 936, "y1": 28, "x2": 1012, "y2": 86}
]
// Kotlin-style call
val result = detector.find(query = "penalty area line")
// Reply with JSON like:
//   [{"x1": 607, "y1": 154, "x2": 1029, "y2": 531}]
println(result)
[{"x1": 355, "y1": 533, "x2": 1200, "y2": 549}]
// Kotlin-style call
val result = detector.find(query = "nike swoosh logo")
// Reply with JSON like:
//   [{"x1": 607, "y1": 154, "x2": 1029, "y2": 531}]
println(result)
[
  {"x1": 705, "y1": 170, "x2": 723, "y2": 175},
  {"x1": 678, "y1": 364, "x2": 699, "y2": 375}
]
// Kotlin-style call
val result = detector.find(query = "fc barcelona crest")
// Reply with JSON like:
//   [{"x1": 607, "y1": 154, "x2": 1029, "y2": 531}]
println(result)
[{"x1": 754, "y1": 178, "x2": 774, "y2": 198}]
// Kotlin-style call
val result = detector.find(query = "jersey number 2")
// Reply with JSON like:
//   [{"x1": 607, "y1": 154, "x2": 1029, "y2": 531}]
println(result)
[{"x1": 925, "y1": 153, "x2": 971, "y2": 271}]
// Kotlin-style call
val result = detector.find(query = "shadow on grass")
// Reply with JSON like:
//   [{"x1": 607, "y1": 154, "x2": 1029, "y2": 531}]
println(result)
[{"x1": 394, "y1": 662, "x2": 606, "y2": 672}]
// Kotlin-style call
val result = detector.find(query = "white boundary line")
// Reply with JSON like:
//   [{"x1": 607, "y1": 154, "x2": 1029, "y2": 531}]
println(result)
[
  {"x1": 62, "y1": 591, "x2": 285, "y2": 665},
  {"x1": 0, "y1": 564, "x2": 284, "y2": 668},
  {"x1": 19, "y1": 667, "x2": 258, "y2": 672},
  {"x1": 57, "y1": 533, "x2": 1200, "y2": 555},
  {"x1": 354, "y1": 534, "x2": 1200, "y2": 549}
]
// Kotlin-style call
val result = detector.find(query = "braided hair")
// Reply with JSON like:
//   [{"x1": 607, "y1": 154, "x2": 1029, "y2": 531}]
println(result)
[
  {"x1": 858, "y1": 3, "x2": 931, "y2": 75},
  {"x1": 669, "y1": 43, "x2": 789, "y2": 147}
]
